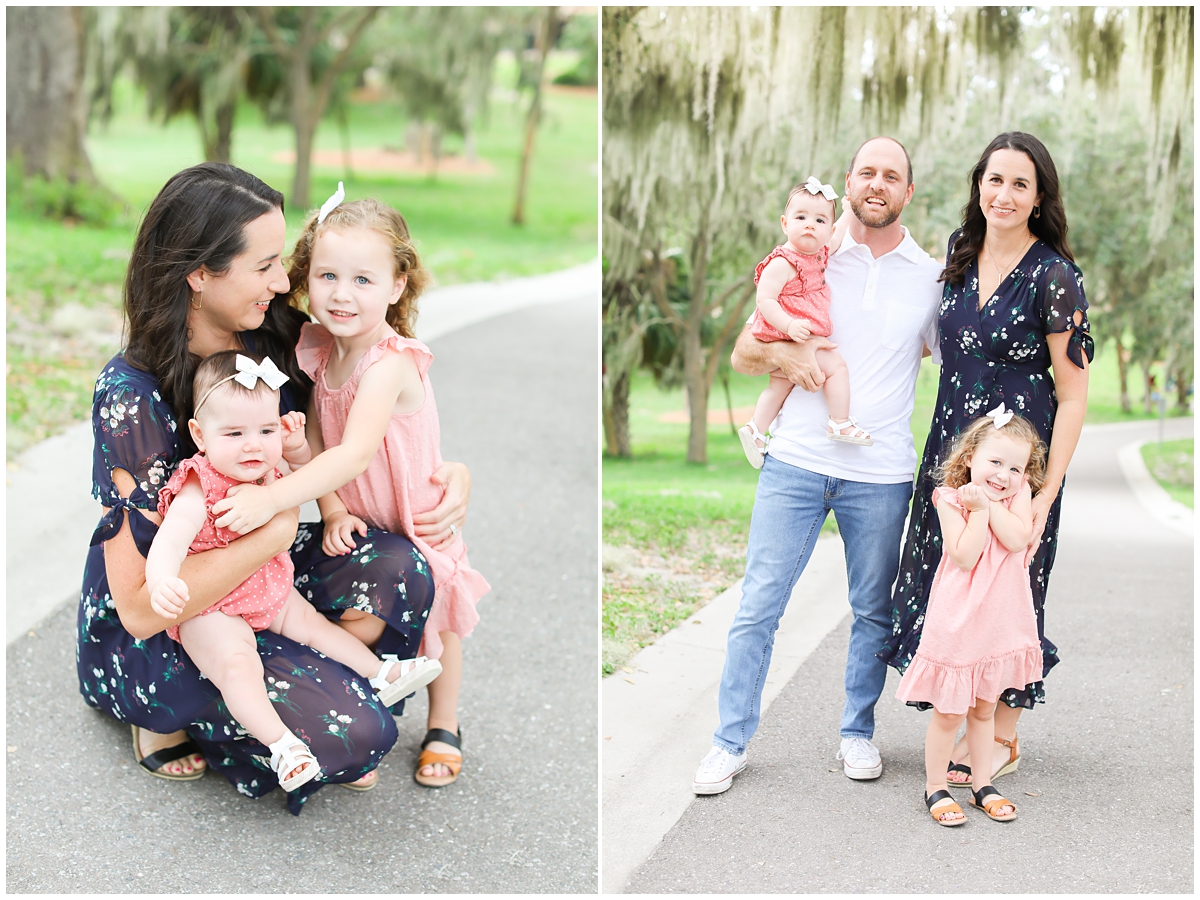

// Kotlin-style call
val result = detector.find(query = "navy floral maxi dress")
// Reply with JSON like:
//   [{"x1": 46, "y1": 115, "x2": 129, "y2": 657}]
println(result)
[
  {"x1": 78, "y1": 350, "x2": 435, "y2": 815},
  {"x1": 879, "y1": 234, "x2": 1093, "y2": 709}
]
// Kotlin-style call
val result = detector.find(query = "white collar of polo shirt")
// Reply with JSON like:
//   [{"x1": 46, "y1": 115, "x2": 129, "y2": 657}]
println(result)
[{"x1": 835, "y1": 225, "x2": 923, "y2": 264}]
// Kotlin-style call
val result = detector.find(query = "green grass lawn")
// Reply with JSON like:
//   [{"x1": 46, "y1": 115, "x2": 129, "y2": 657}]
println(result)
[
  {"x1": 602, "y1": 344, "x2": 1193, "y2": 674},
  {"x1": 1141, "y1": 438, "x2": 1194, "y2": 509},
  {"x1": 6, "y1": 60, "x2": 597, "y2": 458}
]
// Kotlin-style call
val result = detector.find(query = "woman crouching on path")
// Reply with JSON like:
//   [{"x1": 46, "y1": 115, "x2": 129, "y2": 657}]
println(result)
[{"x1": 78, "y1": 163, "x2": 471, "y2": 813}]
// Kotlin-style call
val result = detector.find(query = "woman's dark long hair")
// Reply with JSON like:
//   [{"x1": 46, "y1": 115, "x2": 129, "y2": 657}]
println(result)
[
  {"x1": 123, "y1": 163, "x2": 310, "y2": 453},
  {"x1": 940, "y1": 132, "x2": 1074, "y2": 286}
]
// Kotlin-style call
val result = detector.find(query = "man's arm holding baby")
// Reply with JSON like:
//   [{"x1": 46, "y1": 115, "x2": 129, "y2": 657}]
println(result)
[
  {"x1": 144, "y1": 476, "x2": 209, "y2": 619},
  {"x1": 730, "y1": 324, "x2": 838, "y2": 392}
]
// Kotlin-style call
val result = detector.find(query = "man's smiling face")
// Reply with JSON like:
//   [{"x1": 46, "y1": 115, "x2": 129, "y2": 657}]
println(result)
[{"x1": 844, "y1": 138, "x2": 914, "y2": 229}]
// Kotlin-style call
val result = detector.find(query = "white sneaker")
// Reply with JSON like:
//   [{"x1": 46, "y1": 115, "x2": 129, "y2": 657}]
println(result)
[
  {"x1": 692, "y1": 746, "x2": 747, "y2": 794},
  {"x1": 837, "y1": 736, "x2": 882, "y2": 780}
]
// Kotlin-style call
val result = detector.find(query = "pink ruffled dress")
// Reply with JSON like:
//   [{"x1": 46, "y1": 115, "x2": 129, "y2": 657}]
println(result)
[
  {"x1": 749, "y1": 244, "x2": 832, "y2": 342},
  {"x1": 156, "y1": 454, "x2": 294, "y2": 643},
  {"x1": 894, "y1": 486, "x2": 1043, "y2": 715},
  {"x1": 297, "y1": 323, "x2": 490, "y2": 660}
]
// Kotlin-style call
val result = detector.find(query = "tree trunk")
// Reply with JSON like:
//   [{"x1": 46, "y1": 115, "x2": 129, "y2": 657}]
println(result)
[
  {"x1": 512, "y1": 7, "x2": 558, "y2": 225},
  {"x1": 337, "y1": 105, "x2": 354, "y2": 180},
  {"x1": 683, "y1": 327, "x2": 709, "y2": 464},
  {"x1": 1176, "y1": 372, "x2": 1191, "y2": 413},
  {"x1": 1115, "y1": 338, "x2": 1130, "y2": 414},
  {"x1": 289, "y1": 10, "x2": 316, "y2": 209},
  {"x1": 6, "y1": 7, "x2": 95, "y2": 183},
  {"x1": 604, "y1": 370, "x2": 632, "y2": 457},
  {"x1": 213, "y1": 100, "x2": 235, "y2": 163}
]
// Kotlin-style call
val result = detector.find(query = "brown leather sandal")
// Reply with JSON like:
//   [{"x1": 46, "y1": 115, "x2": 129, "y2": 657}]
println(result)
[
  {"x1": 970, "y1": 784, "x2": 1017, "y2": 821},
  {"x1": 414, "y1": 727, "x2": 462, "y2": 788},
  {"x1": 947, "y1": 733, "x2": 1020, "y2": 787},
  {"x1": 925, "y1": 789, "x2": 967, "y2": 826}
]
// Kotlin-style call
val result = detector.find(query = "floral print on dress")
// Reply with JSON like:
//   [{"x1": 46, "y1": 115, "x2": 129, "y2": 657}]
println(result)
[
  {"x1": 879, "y1": 234, "x2": 1093, "y2": 710},
  {"x1": 77, "y1": 351, "x2": 435, "y2": 815}
]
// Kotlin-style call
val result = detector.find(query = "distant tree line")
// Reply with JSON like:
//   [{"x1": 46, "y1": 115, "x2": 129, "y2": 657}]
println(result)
[{"x1": 7, "y1": 6, "x2": 597, "y2": 217}]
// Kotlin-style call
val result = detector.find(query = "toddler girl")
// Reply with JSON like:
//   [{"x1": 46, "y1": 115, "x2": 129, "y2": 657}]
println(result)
[
  {"x1": 211, "y1": 190, "x2": 490, "y2": 789},
  {"x1": 738, "y1": 176, "x2": 871, "y2": 469},
  {"x1": 146, "y1": 350, "x2": 443, "y2": 792},
  {"x1": 895, "y1": 404, "x2": 1045, "y2": 826}
]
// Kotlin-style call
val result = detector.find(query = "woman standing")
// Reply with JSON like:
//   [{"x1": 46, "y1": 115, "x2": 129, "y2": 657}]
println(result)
[
  {"x1": 880, "y1": 132, "x2": 1092, "y2": 784},
  {"x1": 79, "y1": 163, "x2": 470, "y2": 813}
]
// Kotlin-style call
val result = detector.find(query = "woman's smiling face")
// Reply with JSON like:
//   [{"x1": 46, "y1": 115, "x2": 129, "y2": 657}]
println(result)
[
  {"x1": 978, "y1": 148, "x2": 1043, "y2": 235},
  {"x1": 188, "y1": 209, "x2": 290, "y2": 335}
]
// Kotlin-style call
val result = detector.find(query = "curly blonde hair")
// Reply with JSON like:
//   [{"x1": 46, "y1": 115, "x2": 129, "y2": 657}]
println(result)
[
  {"x1": 937, "y1": 412, "x2": 1047, "y2": 494},
  {"x1": 285, "y1": 198, "x2": 429, "y2": 339}
]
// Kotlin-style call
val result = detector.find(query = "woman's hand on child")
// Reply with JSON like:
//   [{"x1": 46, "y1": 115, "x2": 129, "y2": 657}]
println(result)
[
  {"x1": 280, "y1": 411, "x2": 308, "y2": 455},
  {"x1": 786, "y1": 320, "x2": 813, "y2": 342},
  {"x1": 958, "y1": 483, "x2": 990, "y2": 512},
  {"x1": 413, "y1": 461, "x2": 471, "y2": 549},
  {"x1": 149, "y1": 577, "x2": 189, "y2": 619},
  {"x1": 322, "y1": 510, "x2": 369, "y2": 556},
  {"x1": 1024, "y1": 489, "x2": 1053, "y2": 566},
  {"x1": 212, "y1": 484, "x2": 278, "y2": 535}
]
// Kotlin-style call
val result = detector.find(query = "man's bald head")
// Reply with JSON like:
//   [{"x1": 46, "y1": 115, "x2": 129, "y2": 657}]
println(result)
[{"x1": 848, "y1": 136, "x2": 913, "y2": 187}]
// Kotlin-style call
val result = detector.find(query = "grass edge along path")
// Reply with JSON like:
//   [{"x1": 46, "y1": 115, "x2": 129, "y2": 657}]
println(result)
[{"x1": 1140, "y1": 438, "x2": 1194, "y2": 509}]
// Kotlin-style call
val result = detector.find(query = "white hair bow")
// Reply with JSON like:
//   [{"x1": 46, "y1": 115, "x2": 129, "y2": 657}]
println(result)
[
  {"x1": 194, "y1": 354, "x2": 289, "y2": 414},
  {"x1": 317, "y1": 181, "x2": 345, "y2": 224},
  {"x1": 232, "y1": 354, "x2": 289, "y2": 391},
  {"x1": 802, "y1": 175, "x2": 838, "y2": 202},
  {"x1": 985, "y1": 402, "x2": 1014, "y2": 429}
]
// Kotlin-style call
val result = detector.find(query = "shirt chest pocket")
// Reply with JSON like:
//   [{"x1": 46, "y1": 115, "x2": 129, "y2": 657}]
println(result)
[{"x1": 881, "y1": 301, "x2": 929, "y2": 352}]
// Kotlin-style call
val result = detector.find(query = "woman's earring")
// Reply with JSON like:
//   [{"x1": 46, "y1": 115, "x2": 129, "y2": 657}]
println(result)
[
  {"x1": 190, "y1": 288, "x2": 203, "y2": 311},
  {"x1": 1033, "y1": 205, "x2": 1041, "y2": 219}
]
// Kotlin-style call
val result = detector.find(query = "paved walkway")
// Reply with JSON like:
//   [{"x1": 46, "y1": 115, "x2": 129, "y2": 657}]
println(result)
[
  {"x1": 605, "y1": 416, "x2": 1193, "y2": 893},
  {"x1": 5, "y1": 262, "x2": 599, "y2": 892}
]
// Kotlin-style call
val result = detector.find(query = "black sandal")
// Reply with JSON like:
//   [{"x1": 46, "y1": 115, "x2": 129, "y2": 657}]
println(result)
[
  {"x1": 131, "y1": 725, "x2": 205, "y2": 781},
  {"x1": 946, "y1": 761, "x2": 973, "y2": 787}
]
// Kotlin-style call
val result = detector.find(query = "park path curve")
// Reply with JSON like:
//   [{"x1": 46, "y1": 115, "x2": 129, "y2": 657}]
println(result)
[
  {"x1": 6, "y1": 261, "x2": 599, "y2": 893},
  {"x1": 606, "y1": 415, "x2": 1192, "y2": 893}
]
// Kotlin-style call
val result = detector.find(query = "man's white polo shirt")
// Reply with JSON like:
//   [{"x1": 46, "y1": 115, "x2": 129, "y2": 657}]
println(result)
[{"x1": 765, "y1": 226, "x2": 943, "y2": 484}]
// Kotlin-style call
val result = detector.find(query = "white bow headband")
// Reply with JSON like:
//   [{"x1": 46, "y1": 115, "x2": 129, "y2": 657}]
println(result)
[
  {"x1": 802, "y1": 175, "x2": 838, "y2": 202},
  {"x1": 317, "y1": 181, "x2": 346, "y2": 224},
  {"x1": 985, "y1": 402, "x2": 1014, "y2": 429},
  {"x1": 194, "y1": 355, "x2": 289, "y2": 414}
]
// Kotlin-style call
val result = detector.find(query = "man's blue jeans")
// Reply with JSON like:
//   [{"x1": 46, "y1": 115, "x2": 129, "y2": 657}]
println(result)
[{"x1": 713, "y1": 455, "x2": 913, "y2": 755}]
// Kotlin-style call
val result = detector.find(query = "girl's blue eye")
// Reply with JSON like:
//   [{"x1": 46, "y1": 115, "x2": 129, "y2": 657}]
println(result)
[
  {"x1": 322, "y1": 272, "x2": 335, "y2": 281},
  {"x1": 355, "y1": 275, "x2": 369, "y2": 285}
]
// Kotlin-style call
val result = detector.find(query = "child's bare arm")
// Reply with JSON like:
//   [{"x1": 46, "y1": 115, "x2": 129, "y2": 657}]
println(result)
[
  {"x1": 827, "y1": 204, "x2": 852, "y2": 256},
  {"x1": 936, "y1": 487, "x2": 989, "y2": 571},
  {"x1": 213, "y1": 348, "x2": 417, "y2": 534},
  {"x1": 756, "y1": 256, "x2": 811, "y2": 339},
  {"x1": 988, "y1": 482, "x2": 1034, "y2": 552},
  {"x1": 145, "y1": 475, "x2": 208, "y2": 618}
]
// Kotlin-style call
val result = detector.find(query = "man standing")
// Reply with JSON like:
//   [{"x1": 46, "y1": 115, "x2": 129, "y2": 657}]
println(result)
[{"x1": 693, "y1": 137, "x2": 943, "y2": 794}]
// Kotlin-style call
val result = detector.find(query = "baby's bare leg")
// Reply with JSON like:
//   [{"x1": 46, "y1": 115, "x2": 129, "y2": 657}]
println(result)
[
  {"x1": 269, "y1": 588, "x2": 381, "y2": 680},
  {"x1": 178, "y1": 613, "x2": 288, "y2": 747},
  {"x1": 815, "y1": 348, "x2": 851, "y2": 424},
  {"x1": 752, "y1": 372, "x2": 795, "y2": 438}
]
